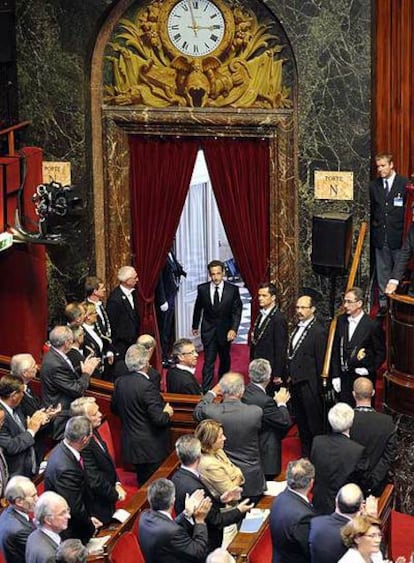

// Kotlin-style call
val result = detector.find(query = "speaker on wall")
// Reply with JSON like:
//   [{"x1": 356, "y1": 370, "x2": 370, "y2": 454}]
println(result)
[
  {"x1": 0, "y1": 1, "x2": 15, "y2": 64},
  {"x1": 311, "y1": 213, "x2": 353, "y2": 275}
]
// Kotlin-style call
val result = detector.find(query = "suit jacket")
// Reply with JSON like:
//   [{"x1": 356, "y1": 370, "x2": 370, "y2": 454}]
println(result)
[
  {"x1": 0, "y1": 446, "x2": 8, "y2": 497},
  {"x1": 87, "y1": 298, "x2": 112, "y2": 340},
  {"x1": 270, "y1": 488, "x2": 316, "y2": 563},
  {"x1": 138, "y1": 510, "x2": 208, "y2": 563},
  {"x1": 167, "y1": 366, "x2": 202, "y2": 395},
  {"x1": 370, "y1": 173, "x2": 409, "y2": 249},
  {"x1": 250, "y1": 307, "x2": 288, "y2": 380},
  {"x1": 0, "y1": 506, "x2": 34, "y2": 563},
  {"x1": 44, "y1": 442, "x2": 95, "y2": 544},
  {"x1": 197, "y1": 449, "x2": 245, "y2": 498},
  {"x1": 309, "y1": 512, "x2": 349, "y2": 563},
  {"x1": 40, "y1": 348, "x2": 90, "y2": 439},
  {"x1": 331, "y1": 313, "x2": 386, "y2": 382},
  {"x1": 0, "y1": 405, "x2": 36, "y2": 477},
  {"x1": 391, "y1": 223, "x2": 414, "y2": 280},
  {"x1": 111, "y1": 370, "x2": 171, "y2": 465},
  {"x1": 242, "y1": 382, "x2": 291, "y2": 476},
  {"x1": 194, "y1": 394, "x2": 265, "y2": 497},
  {"x1": 350, "y1": 408, "x2": 396, "y2": 495},
  {"x1": 81, "y1": 428, "x2": 119, "y2": 524},
  {"x1": 287, "y1": 319, "x2": 327, "y2": 386},
  {"x1": 20, "y1": 385, "x2": 42, "y2": 417},
  {"x1": 192, "y1": 281, "x2": 242, "y2": 346},
  {"x1": 25, "y1": 528, "x2": 59, "y2": 563},
  {"x1": 106, "y1": 286, "x2": 140, "y2": 357},
  {"x1": 310, "y1": 433, "x2": 368, "y2": 515},
  {"x1": 172, "y1": 466, "x2": 243, "y2": 551}
]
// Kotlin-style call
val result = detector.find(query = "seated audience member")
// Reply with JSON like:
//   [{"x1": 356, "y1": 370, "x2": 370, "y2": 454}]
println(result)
[
  {"x1": 172, "y1": 434, "x2": 252, "y2": 552},
  {"x1": 206, "y1": 548, "x2": 236, "y2": 563},
  {"x1": 309, "y1": 483, "x2": 373, "y2": 563},
  {"x1": 56, "y1": 539, "x2": 88, "y2": 563},
  {"x1": 242, "y1": 358, "x2": 291, "y2": 480},
  {"x1": 339, "y1": 515, "x2": 387, "y2": 563},
  {"x1": 25, "y1": 491, "x2": 70, "y2": 563},
  {"x1": 0, "y1": 374, "x2": 49, "y2": 477},
  {"x1": 194, "y1": 418, "x2": 245, "y2": 499},
  {"x1": 0, "y1": 410, "x2": 9, "y2": 496},
  {"x1": 0, "y1": 475, "x2": 38, "y2": 563},
  {"x1": 194, "y1": 372, "x2": 265, "y2": 501},
  {"x1": 138, "y1": 478, "x2": 211, "y2": 563},
  {"x1": 311, "y1": 402, "x2": 368, "y2": 515},
  {"x1": 40, "y1": 325, "x2": 100, "y2": 440},
  {"x1": 350, "y1": 377, "x2": 397, "y2": 496},
  {"x1": 167, "y1": 338, "x2": 202, "y2": 394},
  {"x1": 70, "y1": 397, "x2": 126, "y2": 524},
  {"x1": 66, "y1": 326, "x2": 85, "y2": 376},
  {"x1": 270, "y1": 458, "x2": 316, "y2": 563},
  {"x1": 44, "y1": 416, "x2": 103, "y2": 544},
  {"x1": 111, "y1": 343, "x2": 173, "y2": 486},
  {"x1": 64, "y1": 303, "x2": 86, "y2": 328},
  {"x1": 82, "y1": 301, "x2": 115, "y2": 379}
]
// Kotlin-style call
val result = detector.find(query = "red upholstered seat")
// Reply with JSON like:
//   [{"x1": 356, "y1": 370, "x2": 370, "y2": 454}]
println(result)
[
  {"x1": 249, "y1": 525, "x2": 273, "y2": 563},
  {"x1": 389, "y1": 510, "x2": 414, "y2": 560},
  {"x1": 110, "y1": 531, "x2": 144, "y2": 563},
  {"x1": 99, "y1": 420, "x2": 116, "y2": 461}
]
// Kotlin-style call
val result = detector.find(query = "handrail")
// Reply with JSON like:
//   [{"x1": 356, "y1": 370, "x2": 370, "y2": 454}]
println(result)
[
  {"x1": 0, "y1": 121, "x2": 31, "y2": 156},
  {"x1": 320, "y1": 221, "x2": 368, "y2": 386}
]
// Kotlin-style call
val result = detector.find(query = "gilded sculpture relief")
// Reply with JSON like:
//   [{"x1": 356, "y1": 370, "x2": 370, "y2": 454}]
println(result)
[{"x1": 104, "y1": 0, "x2": 292, "y2": 109}]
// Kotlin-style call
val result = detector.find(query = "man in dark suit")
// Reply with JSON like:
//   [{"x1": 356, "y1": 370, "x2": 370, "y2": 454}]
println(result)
[
  {"x1": 331, "y1": 287, "x2": 385, "y2": 406},
  {"x1": 309, "y1": 483, "x2": 365, "y2": 563},
  {"x1": 350, "y1": 377, "x2": 396, "y2": 496},
  {"x1": 137, "y1": 334, "x2": 162, "y2": 389},
  {"x1": 44, "y1": 416, "x2": 103, "y2": 544},
  {"x1": 0, "y1": 410, "x2": 9, "y2": 497},
  {"x1": 85, "y1": 276, "x2": 112, "y2": 340},
  {"x1": 0, "y1": 475, "x2": 37, "y2": 563},
  {"x1": 370, "y1": 152, "x2": 409, "y2": 316},
  {"x1": 111, "y1": 343, "x2": 174, "y2": 486},
  {"x1": 0, "y1": 374, "x2": 49, "y2": 477},
  {"x1": 167, "y1": 338, "x2": 202, "y2": 394},
  {"x1": 106, "y1": 265, "x2": 140, "y2": 359},
  {"x1": 250, "y1": 283, "x2": 288, "y2": 394},
  {"x1": 242, "y1": 358, "x2": 291, "y2": 479},
  {"x1": 270, "y1": 458, "x2": 316, "y2": 563},
  {"x1": 194, "y1": 372, "x2": 265, "y2": 501},
  {"x1": 25, "y1": 491, "x2": 70, "y2": 563},
  {"x1": 172, "y1": 434, "x2": 252, "y2": 552},
  {"x1": 310, "y1": 402, "x2": 369, "y2": 515},
  {"x1": 10, "y1": 354, "x2": 42, "y2": 416},
  {"x1": 70, "y1": 396, "x2": 126, "y2": 524},
  {"x1": 138, "y1": 478, "x2": 211, "y2": 563},
  {"x1": 40, "y1": 325, "x2": 100, "y2": 439},
  {"x1": 386, "y1": 203, "x2": 414, "y2": 295},
  {"x1": 287, "y1": 295, "x2": 327, "y2": 457},
  {"x1": 192, "y1": 260, "x2": 242, "y2": 392}
]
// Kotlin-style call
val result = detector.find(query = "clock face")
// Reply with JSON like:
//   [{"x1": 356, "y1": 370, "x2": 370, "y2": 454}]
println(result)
[{"x1": 167, "y1": 0, "x2": 226, "y2": 57}]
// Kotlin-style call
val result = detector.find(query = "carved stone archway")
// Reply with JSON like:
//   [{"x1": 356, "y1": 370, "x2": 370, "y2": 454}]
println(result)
[{"x1": 91, "y1": 0, "x2": 299, "y2": 311}]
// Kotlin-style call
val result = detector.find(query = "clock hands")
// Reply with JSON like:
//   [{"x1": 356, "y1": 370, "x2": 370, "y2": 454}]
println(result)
[
  {"x1": 187, "y1": 24, "x2": 217, "y2": 31},
  {"x1": 187, "y1": 0, "x2": 198, "y2": 38}
]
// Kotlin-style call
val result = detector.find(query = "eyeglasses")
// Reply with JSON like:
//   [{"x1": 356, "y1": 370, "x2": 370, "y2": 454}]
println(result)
[
  {"x1": 296, "y1": 306, "x2": 312, "y2": 310},
  {"x1": 182, "y1": 350, "x2": 197, "y2": 355},
  {"x1": 343, "y1": 299, "x2": 359, "y2": 304},
  {"x1": 363, "y1": 532, "x2": 382, "y2": 539}
]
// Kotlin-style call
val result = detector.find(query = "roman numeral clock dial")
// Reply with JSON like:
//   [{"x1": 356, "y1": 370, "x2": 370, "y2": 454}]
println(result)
[{"x1": 160, "y1": 0, "x2": 233, "y2": 58}]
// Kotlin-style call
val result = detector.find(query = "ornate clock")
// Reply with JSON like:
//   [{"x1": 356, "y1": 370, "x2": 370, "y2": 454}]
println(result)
[{"x1": 159, "y1": 0, "x2": 234, "y2": 58}]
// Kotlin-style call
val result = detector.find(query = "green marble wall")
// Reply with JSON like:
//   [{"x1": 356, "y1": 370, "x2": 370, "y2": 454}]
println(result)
[{"x1": 15, "y1": 0, "x2": 371, "y2": 322}]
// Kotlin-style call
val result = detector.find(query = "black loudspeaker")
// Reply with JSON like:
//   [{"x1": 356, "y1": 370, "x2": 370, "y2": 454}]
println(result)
[
  {"x1": 0, "y1": 3, "x2": 15, "y2": 64},
  {"x1": 311, "y1": 213, "x2": 353, "y2": 275}
]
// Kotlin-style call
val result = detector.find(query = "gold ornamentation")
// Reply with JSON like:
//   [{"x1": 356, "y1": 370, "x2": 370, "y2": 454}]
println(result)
[
  {"x1": 104, "y1": 0, "x2": 292, "y2": 109},
  {"x1": 357, "y1": 348, "x2": 366, "y2": 361}
]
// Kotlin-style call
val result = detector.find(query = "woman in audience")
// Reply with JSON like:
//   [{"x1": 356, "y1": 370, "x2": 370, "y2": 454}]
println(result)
[
  {"x1": 195, "y1": 418, "x2": 245, "y2": 499},
  {"x1": 339, "y1": 514, "x2": 406, "y2": 562}
]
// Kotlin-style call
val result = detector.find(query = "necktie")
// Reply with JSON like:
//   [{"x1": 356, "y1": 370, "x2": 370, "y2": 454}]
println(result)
[
  {"x1": 384, "y1": 179, "x2": 389, "y2": 194},
  {"x1": 79, "y1": 456, "x2": 84, "y2": 470},
  {"x1": 213, "y1": 286, "x2": 219, "y2": 307}
]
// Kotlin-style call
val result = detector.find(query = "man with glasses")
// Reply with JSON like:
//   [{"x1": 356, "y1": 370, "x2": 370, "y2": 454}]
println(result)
[
  {"x1": 287, "y1": 295, "x2": 327, "y2": 457},
  {"x1": 167, "y1": 338, "x2": 202, "y2": 394},
  {"x1": 330, "y1": 288, "x2": 385, "y2": 406}
]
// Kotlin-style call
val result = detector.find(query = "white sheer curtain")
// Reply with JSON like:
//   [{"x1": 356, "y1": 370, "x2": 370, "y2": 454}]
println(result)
[{"x1": 175, "y1": 150, "x2": 222, "y2": 342}]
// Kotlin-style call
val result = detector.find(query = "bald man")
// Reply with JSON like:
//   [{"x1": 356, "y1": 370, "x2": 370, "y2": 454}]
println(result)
[{"x1": 350, "y1": 377, "x2": 396, "y2": 496}]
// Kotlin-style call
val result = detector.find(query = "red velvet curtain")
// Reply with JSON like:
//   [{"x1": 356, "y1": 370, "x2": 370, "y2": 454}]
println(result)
[
  {"x1": 202, "y1": 138, "x2": 270, "y2": 325},
  {"x1": 129, "y1": 136, "x2": 199, "y2": 349}
]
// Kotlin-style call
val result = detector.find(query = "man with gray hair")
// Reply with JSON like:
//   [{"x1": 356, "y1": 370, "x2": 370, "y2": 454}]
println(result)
[
  {"x1": 44, "y1": 416, "x2": 103, "y2": 544},
  {"x1": 167, "y1": 338, "x2": 202, "y2": 394},
  {"x1": 25, "y1": 491, "x2": 70, "y2": 563},
  {"x1": 194, "y1": 372, "x2": 265, "y2": 500},
  {"x1": 270, "y1": 458, "x2": 316, "y2": 563},
  {"x1": 40, "y1": 325, "x2": 100, "y2": 439},
  {"x1": 56, "y1": 539, "x2": 88, "y2": 563},
  {"x1": 10, "y1": 354, "x2": 42, "y2": 415},
  {"x1": 106, "y1": 265, "x2": 140, "y2": 358},
  {"x1": 0, "y1": 475, "x2": 38, "y2": 562},
  {"x1": 112, "y1": 343, "x2": 174, "y2": 485},
  {"x1": 243, "y1": 358, "x2": 291, "y2": 479},
  {"x1": 311, "y1": 403, "x2": 368, "y2": 515},
  {"x1": 137, "y1": 334, "x2": 162, "y2": 389}
]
